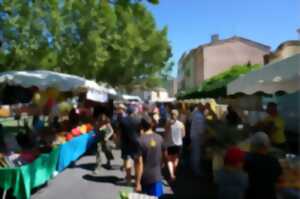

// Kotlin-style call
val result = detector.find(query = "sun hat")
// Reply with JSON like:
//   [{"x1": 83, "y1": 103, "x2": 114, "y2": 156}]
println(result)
[{"x1": 116, "y1": 103, "x2": 126, "y2": 110}]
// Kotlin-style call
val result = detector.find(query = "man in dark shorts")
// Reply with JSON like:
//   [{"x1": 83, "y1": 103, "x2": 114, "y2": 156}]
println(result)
[
  {"x1": 135, "y1": 116, "x2": 164, "y2": 197},
  {"x1": 118, "y1": 106, "x2": 141, "y2": 184}
]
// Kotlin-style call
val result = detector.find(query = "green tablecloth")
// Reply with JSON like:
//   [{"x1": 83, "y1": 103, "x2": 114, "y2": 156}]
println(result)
[{"x1": 0, "y1": 147, "x2": 60, "y2": 199}]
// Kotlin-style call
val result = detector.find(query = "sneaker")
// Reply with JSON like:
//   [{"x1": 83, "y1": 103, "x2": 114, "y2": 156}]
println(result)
[
  {"x1": 104, "y1": 164, "x2": 112, "y2": 170},
  {"x1": 92, "y1": 169, "x2": 101, "y2": 176}
]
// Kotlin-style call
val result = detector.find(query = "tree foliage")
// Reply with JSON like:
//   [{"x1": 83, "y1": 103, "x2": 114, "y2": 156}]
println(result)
[
  {"x1": 0, "y1": 0, "x2": 170, "y2": 90},
  {"x1": 199, "y1": 64, "x2": 260, "y2": 92},
  {"x1": 178, "y1": 64, "x2": 261, "y2": 99}
]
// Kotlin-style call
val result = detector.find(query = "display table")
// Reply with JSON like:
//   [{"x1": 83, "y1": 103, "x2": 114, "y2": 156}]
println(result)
[
  {"x1": 0, "y1": 147, "x2": 60, "y2": 199},
  {"x1": 278, "y1": 157, "x2": 300, "y2": 198},
  {"x1": 0, "y1": 131, "x2": 96, "y2": 199},
  {"x1": 57, "y1": 131, "x2": 96, "y2": 172}
]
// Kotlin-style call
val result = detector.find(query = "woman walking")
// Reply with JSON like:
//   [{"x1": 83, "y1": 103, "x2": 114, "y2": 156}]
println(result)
[{"x1": 164, "y1": 109, "x2": 185, "y2": 180}]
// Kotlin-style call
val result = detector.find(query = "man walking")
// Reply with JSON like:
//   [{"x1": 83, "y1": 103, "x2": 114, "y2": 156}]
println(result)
[
  {"x1": 119, "y1": 106, "x2": 141, "y2": 184},
  {"x1": 135, "y1": 116, "x2": 164, "y2": 197}
]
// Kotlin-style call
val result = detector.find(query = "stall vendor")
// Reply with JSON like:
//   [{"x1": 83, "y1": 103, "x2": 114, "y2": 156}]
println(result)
[{"x1": 262, "y1": 102, "x2": 286, "y2": 150}]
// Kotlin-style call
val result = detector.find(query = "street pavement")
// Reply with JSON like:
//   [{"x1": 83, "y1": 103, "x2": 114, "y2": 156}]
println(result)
[{"x1": 31, "y1": 149, "x2": 173, "y2": 199}]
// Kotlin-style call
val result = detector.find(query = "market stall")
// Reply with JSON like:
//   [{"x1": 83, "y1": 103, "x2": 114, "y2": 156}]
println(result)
[
  {"x1": 0, "y1": 124, "x2": 96, "y2": 199},
  {"x1": 227, "y1": 54, "x2": 300, "y2": 137},
  {"x1": 0, "y1": 70, "x2": 113, "y2": 198},
  {"x1": 0, "y1": 70, "x2": 117, "y2": 105},
  {"x1": 57, "y1": 129, "x2": 95, "y2": 172},
  {"x1": 0, "y1": 147, "x2": 59, "y2": 199},
  {"x1": 225, "y1": 54, "x2": 300, "y2": 196}
]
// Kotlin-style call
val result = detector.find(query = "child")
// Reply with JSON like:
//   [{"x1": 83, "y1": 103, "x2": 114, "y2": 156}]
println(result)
[{"x1": 215, "y1": 146, "x2": 248, "y2": 199}]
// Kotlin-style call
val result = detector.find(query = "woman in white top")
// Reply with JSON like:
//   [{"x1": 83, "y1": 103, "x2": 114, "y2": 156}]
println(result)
[{"x1": 164, "y1": 109, "x2": 185, "y2": 180}]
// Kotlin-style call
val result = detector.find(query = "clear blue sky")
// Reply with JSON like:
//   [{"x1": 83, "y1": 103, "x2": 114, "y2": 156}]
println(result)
[{"x1": 145, "y1": 0, "x2": 300, "y2": 77}]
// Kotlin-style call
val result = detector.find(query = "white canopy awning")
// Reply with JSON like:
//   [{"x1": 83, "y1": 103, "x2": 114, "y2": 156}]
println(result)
[
  {"x1": 0, "y1": 70, "x2": 116, "y2": 95},
  {"x1": 227, "y1": 54, "x2": 300, "y2": 95},
  {"x1": 122, "y1": 94, "x2": 143, "y2": 102},
  {"x1": 0, "y1": 70, "x2": 86, "y2": 91},
  {"x1": 153, "y1": 97, "x2": 176, "y2": 103},
  {"x1": 83, "y1": 80, "x2": 117, "y2": 95}
]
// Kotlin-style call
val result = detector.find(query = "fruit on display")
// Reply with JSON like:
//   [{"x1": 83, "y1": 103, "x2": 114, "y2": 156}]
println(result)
[
  {"x1": 65, "y1": 133, "x2": 73, "y2": 141},
  {"x1": 71, "y1": 127, "x2": 81, "y2": 136},
  {"x1": 279, "y1": 158, "x2": 300, "y2": 189},
  {"x1": 86, "y1": 124, "x2": 93, "y2": 132},
  {"x1": 79, "y1": 125, "x2": 87, "y2": 134}
]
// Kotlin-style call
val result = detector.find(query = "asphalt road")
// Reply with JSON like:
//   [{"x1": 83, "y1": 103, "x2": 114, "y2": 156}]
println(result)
[{"x1": 31, "y1": 150, "x2": 172, "y2": 199}]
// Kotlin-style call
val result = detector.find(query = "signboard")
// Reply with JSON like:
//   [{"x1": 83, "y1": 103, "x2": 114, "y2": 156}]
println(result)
[{"x1": 86, "y1": 90, "x2": 108, "y2": 103}]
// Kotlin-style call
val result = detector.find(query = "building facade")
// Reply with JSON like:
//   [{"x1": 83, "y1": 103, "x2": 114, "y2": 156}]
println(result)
[
  {"x1": 178, "y1": 35, "x2": 271, "y2": 91},
  {"x1": 264, "y1": 40, "x2": 300, "y2": 64},
  {"x1": 130, "y1": 87, "x2": 173, "y2": 102},
  {"x1": 163, "y1": 78, "x2": 178, "y2": 97}
]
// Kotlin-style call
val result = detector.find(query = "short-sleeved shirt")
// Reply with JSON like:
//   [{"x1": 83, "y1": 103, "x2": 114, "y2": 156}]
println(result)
[
  {"x1": 139, "y1": 133, "x2": 164, "y2": 185},
  {"x1": 165, "y1": 120, "x2": 184, "y2": 147},
  {"x1": 119, "y1": 115, "x2": 141, "y2": 151},
  {"x1": 215, "y1": 169, "x2": 248, "y2": 199},
  {"x1": 244, "y1": 153, "x2": 282, "y2": 199},
  {"x1": 263, "y1": 115, "x2": 286, "y2": 144}
]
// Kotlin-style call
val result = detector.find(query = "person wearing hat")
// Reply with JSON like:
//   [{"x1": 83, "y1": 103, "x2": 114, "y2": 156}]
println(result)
[
  {"x1": 215, "y1": 146, "x2": 248, "y2": 199},
  {"x1": 117, "y1": 103, "x2": 127, "y2": 112},
  {"x1": 135, "y1": 116, "x2": 164, "y2": 197},
  {"x1": 164, "y1": 109, "x2": 185, "y2": 180}
]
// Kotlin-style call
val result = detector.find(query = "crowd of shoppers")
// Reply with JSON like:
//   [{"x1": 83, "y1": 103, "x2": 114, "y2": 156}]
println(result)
[{"x1": 91, "y1": 101, "x2": 288, "y2": 199}]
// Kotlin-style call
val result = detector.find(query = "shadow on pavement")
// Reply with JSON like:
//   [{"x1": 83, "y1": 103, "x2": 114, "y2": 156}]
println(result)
[
  {"x1": 82, "y1": 174, "x2": 123, "y2": 185},
  {"x1": 75, "y1": 163, "x2": 95, "y2": 171},
  {"x1": 76, "y1": 162, "x2": 121, "y2": 171},
  {"x1": 102, "y1": 164, "x2": 122, "y2": 170}
]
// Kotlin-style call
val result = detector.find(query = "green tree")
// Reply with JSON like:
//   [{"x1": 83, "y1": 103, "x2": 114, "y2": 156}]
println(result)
[{"x1": 0, "y1": 0, "x2": 170, "y2": 90}]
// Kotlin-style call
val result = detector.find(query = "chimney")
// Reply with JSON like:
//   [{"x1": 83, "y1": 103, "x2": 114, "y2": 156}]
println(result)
[{"x1": 211, "y1": 34, "x2": 219, "y2": 43}]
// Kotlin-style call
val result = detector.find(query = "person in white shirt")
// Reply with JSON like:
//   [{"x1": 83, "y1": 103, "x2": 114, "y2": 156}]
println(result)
[
  {"x1": 164, "y1": 109, "x2": 185, "y2": 180},
  {"x1": 190, "y1": 103, "x2": 206, "y2": 177}
]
